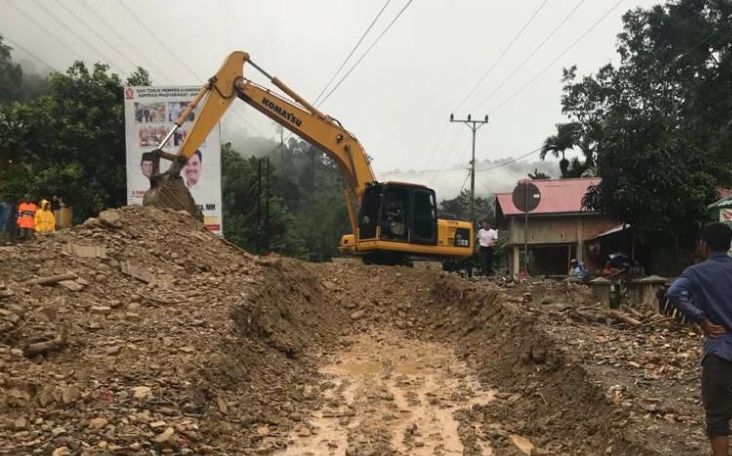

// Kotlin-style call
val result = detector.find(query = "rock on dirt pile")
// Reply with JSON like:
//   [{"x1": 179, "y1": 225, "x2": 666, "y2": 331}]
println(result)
[{"x1": 0, "y1": 206, "x2": 347, "y2": 455}]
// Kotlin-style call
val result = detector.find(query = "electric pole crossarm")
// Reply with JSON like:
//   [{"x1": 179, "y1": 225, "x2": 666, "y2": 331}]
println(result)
[{"x1": 449, "y1": 114, "x2": 489, "y2": 222}]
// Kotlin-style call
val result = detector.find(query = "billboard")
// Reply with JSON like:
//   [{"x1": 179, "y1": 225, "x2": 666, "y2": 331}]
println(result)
[{"x1": 124, "y1": 86, "x2": 223, "y2": 234}]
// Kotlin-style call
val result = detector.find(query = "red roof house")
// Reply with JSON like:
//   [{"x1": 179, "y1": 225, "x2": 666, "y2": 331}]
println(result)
[
  {"x1": 495, "y1": 178, "x2": 617, "y2": 277},
  {"x1": 495, "y1": 177, "x2": 600, "y2": 216}
]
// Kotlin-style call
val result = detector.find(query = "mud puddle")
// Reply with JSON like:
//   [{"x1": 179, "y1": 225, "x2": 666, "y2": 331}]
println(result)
[{"x1": 276, "y1": 330, "x2": 504, "y2": 455}]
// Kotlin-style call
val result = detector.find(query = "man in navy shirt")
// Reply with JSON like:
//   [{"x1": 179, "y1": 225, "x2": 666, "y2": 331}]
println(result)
[{"x1": 668, "y1": 222, "x2": 732, "y2": 456}]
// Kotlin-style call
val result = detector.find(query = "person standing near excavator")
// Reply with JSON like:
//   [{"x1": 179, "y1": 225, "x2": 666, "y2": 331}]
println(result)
[
  {"x1": 16, "y1": 194, "x2": 37, "y2": 240},
  {"x1": 476, "y1": 220, "x2": 498, "y2": 276},
  {"x1": 668, "y1": 222, "x2": 732, "y2": 456}
]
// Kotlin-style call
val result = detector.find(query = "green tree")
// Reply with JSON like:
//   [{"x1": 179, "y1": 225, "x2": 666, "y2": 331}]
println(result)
[
  {"x1": 0, "y1": 60, "x2": 150, "y2": 220},
  {"x1": 528, "y1": 169, "x2": 551, "y2": 180},
  {"x1": 127, "y1": 67, "x2": 151, "y2": 86},
  {"x1": 557, "y1": 0, "x2": 732, "y2": 243},
  {"x1": 439, "y1": 189, "x2": 493, "y2": 222},
  {"x1": 540, "y1": 122, "x2": 578, "y2": 177},
  {"x1": 221, "y1": 143, "x2": 292, "y2": 253},
  {"x1": 221, "y1": 138, "x2": 350, "y2": 261},
  {"x1": 0, "y1": 35, "x2": 22, "y2": 104}
]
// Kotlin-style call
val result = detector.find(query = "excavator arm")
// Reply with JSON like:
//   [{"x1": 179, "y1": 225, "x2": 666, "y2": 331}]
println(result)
[
  {"x1": 146, "y1": 51, "x2": 375, "y2": 235},
  {"x1": 145, "y1": 51, "x2": 474, "y2": 262}
]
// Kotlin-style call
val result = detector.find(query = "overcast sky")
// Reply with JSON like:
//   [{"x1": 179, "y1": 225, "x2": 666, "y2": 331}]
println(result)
[{"x1": 1, "y1": 0, "x2": 661, "y2": 197}]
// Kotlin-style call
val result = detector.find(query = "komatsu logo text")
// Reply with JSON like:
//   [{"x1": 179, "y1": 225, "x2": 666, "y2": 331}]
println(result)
[{"x1": 262, "y1": 97, "x2": 302, "y2": 127}]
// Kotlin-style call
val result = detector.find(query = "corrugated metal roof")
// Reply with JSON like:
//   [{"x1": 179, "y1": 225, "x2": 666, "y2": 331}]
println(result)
[
  {"x1": 496, "y1": 177, "x2": 601, "y2": 216},
  {"x1": 708, "y1": 195, "x2": 732, "y2": 210},
  {"x1": 586, "y1": 223, "x2": 629, "y2": 240}
]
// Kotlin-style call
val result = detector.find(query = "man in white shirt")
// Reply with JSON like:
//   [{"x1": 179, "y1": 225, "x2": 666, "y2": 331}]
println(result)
[{"x1": 477, "y1": 221, "x2": 498, "y2": 276}]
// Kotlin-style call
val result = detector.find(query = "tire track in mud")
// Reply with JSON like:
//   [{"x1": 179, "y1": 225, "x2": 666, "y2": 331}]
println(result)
[{"x1": 275, "y1": 330, "x2": 506, "y2": 455}]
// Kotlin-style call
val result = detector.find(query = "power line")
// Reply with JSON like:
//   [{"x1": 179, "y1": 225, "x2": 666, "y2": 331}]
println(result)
[
  {"x1": 55, "y1": 0, "x2": 142, "y2": 73},
  {"x1": 2, "y1": 35, "x2": 58, "y2": 72},
  {"x1": 487, "y1": 0, "x2": 626, "y2": 115},
  {"x1": 28, "y1": 0, "x2": 125, "y2": 74},
  {"x1": 113, "y1": 0, "x2": 266, "y2": 137},
  {"x1": 313, "y1": 0, "x2": 393, "y2": 106},
  {"x1": 77, "y1": 0, "x2": 174, "y2": 84},
  {"x1": 384, "y1": 144, "x2": 543, "y2": 176},
  {"x1": 475, "y1": 147, "x2": 542, "y2": 173},
  {"x1": 451, "y1": 0, "x2": 549, "y2": 114},
  {"x1": 471, "y1": 0, "x2": 587, "y2": 112},
  {"x1": 114, "y1": 0, "x2": 201, "y2": 81},
  {"x1": 319, "y1": 0, "x2": 415, "y2": 105},
  {"x1": 5, "y1": 1, "x2": 86, "y2": 62},
  {"x1": 458, "y1": 168, "x2": 471, "y2": 194},
  {"x1": 280, "y1": 0, "x2": 393, "y2": 147},
  {"x1": 422, "y1": 122, "x2": 450, "y2": 173},
  {"x1": 428, "y1": 129, "x2": 463, "y2": 185},
  {"x1": 426, "y1": 0, "x2": 548, "y2": 183}
]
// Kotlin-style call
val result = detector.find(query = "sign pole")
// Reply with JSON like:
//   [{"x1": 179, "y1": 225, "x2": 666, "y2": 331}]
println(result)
[
  {"x1": 524, "y1": 181, "x2": 529, "y2": 275},
  {"x1": 511, "y1": 181, "x2": 541, "y2": 280}
]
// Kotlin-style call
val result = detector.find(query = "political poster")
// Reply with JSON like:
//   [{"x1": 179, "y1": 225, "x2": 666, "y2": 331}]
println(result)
[{"x1": 123, "y1": 86, "x2": 223, "y2": 234}]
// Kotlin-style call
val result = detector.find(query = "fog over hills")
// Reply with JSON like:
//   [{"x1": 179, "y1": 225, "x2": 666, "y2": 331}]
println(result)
[{"x1": 378, "y1": 156, "x2": 557, "y2": 200}]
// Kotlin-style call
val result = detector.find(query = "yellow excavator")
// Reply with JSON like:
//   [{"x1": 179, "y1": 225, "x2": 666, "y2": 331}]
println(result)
[{"x1": 143, "y1": 51, "x2": 473, "y2": 264}]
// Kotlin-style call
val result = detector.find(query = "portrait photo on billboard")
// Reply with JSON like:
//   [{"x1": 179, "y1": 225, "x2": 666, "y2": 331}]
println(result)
[
  {"x1": 181, "y1": 150, "x2": 203, "y2": 189},
  {"x1": 140, "y1": 151, "x2": 155, "y2": 179}
]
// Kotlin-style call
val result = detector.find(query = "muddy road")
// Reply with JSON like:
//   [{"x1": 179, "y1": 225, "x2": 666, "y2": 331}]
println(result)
[
  {"x1": 0, "y1": 207, "x2": 708, "y2": 455},
  {"x1": 276, "y1": 330, "x2": 507, "y2": 455}
]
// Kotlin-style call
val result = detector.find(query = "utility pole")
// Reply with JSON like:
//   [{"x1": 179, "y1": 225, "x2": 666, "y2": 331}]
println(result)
[
  {"x1": 256, "y1": 158, "x2": 262, "y2": 254},
  {"x1": 265, "y1": 157, "x2": 270, "y2": 254},
  {"x1": 450, "y1": 113, "x2": 489, "y2": 222},
  {"x1": 279, "y1": 127, "x2": 285, "y2": 174}
]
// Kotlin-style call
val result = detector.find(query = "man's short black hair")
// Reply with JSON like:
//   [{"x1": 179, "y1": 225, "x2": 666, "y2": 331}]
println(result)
[
  {"x1": 702, "y1": 222, "x2": 732, "y2": 252},
  {"x1": 193, "y1": 149, "x2": 202, "y2": 162},
  {"x1": 140, "y1": 152, "x2": 154, "y2": 164}
]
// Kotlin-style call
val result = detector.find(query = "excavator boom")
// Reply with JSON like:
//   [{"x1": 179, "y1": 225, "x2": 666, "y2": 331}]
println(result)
[{"x1": 144, "y1": 51, "x2": 474, "y2": 262}]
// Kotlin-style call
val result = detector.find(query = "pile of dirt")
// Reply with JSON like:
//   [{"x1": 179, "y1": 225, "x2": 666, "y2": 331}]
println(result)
[
  {"x1": 310, "y1": 265, "x2": 705, "y2": 455},
  {"x1": 0, "y1": 206, "x2": 347, "y2": 455},
  {"x1": 0, "y1": 207, "x2": 706, "y2": 455},
  {"x1": 418, "y1": 276, "x2": 705, "y2": 455}
]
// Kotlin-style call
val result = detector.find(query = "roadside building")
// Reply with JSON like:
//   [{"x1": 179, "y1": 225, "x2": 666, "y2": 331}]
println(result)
[
  {"x1": 708, "y1": 192, "x2": 732, "y2": 255},
  {"x1": 708, "y1": 194, "x2": 732, "y2": 228},
  {"x1": 495, "y1": 177, "x2": 619, "y2": 278}
]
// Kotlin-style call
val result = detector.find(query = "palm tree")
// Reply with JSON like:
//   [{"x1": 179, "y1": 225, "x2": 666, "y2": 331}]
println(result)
[
  {"x1": 540, "y1": 122, "x2": 579, "y2": 161},
  {"x1": 527, "y1": 169, "x2": 550, "y2": 179},
  {"x1": 542, "y1": 121, "x2": 603, "y2": 178},
  {"x1": 541, "y1": 123, "x2": 580, "y2": 178}
]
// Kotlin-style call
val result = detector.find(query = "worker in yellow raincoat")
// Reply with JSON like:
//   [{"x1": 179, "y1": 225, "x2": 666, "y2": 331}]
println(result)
[{"x1": 34, "y1": 199, "x2": 56, "y2": 234}]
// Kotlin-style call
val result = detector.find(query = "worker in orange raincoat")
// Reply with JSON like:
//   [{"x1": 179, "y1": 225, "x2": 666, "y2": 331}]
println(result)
[
  {"x1": 34, "y1": 199, "x2": 56, "y2": 234},
  {"x1": 16, "y1": 194, "x2": 37, "y2": 239}
]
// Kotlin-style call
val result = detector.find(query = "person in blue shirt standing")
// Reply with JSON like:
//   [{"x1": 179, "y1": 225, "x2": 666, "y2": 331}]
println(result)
[{"x1": 668, "y1": 222, "x2": 732, "y2": 456}]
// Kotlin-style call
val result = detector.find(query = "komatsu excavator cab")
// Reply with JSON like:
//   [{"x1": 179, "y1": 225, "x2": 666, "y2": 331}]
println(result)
[
  {"x1": 346, "y1": 182, "x2": 441, "y2": 264},
  {"x1": 358, "y1": 182, "x2": 437, "y2": 245}
]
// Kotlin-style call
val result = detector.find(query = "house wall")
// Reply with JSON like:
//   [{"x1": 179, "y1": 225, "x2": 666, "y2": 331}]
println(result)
[
  {"x1": 506, "y1": 214, "x2": 616, "y2": 278},
  {"x1": 507, "y1": 215, "x2": 616, "y2": 245}
]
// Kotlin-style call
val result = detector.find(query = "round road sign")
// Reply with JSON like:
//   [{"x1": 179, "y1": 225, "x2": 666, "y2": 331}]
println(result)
[{"x1": 512, "y1": 182, "x2": 541, "y2": 213}]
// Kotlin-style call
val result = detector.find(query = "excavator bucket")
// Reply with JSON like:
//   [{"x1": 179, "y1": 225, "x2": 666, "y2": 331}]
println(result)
[{"x1": 143, "y1": 166, "x2": 203, "y2": 221}]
